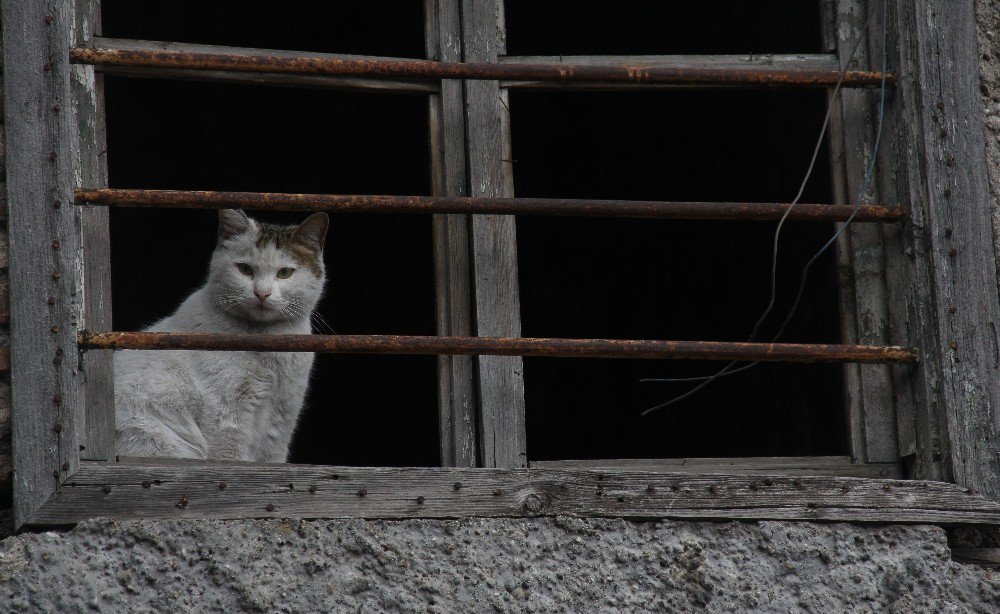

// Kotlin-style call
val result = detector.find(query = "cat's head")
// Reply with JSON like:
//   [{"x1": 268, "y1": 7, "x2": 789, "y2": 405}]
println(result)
[{"x1": 207, "y1": 209, "x2": 329, "y2": 324}]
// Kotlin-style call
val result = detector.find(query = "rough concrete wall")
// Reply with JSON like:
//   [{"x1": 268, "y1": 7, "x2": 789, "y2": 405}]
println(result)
[
  {"x1": 980, "y1": 0, "x2": 1000, "y2": 259},
  {"x1": 0, "y1": 517, "x2": 997, "y2": 613}
]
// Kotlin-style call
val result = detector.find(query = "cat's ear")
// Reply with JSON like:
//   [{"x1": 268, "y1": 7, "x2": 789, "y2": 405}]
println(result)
[
  {"x1": 291, "y1": 212, "x2": 329, "y2": 252},
  {"x1": 218, "y1": 209, "x2": 251, "y2": 242}
]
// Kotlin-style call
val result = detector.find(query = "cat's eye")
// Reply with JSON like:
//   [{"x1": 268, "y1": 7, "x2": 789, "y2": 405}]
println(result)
[
  {"x1": 235, "y1": 263, "x2": 253, "y2": 276},
  {"x1": 276, "y1": 267, "x2": 295, "y2": 279}
]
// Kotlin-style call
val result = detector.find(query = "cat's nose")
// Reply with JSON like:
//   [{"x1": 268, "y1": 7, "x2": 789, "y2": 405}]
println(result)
[{"x1": 254, "y1": 288, "x2": 272, "y2": 302}]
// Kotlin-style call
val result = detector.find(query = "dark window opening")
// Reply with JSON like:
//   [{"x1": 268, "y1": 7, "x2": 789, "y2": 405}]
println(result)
[
  {"x1": 103, "y1": 0, "x2": 439, "y2": 466},
  {"x1": 508, "y1": 5, "x2": 846, "y2": 461},
  {"x1": 505, "y1": 0, "x2": 823, "y2": 56},
  {"x1": 102, "y1": 0, "x2": 427, "y2": 58}
]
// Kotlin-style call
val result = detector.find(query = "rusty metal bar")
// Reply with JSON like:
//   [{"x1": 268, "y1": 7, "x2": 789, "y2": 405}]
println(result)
[
  {"x1": 70, "y1": 46, "x2": 893, "y2": 88},
  {"x1": 78, "y1": 331, "x2": 919, "y2": 364},
  {"x1": 75, "y1": 189, "x2": 907, "y2": 223}
]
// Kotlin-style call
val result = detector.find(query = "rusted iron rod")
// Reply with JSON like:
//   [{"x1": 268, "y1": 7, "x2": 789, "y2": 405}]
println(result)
[
  {"x1": 78, "y1": 331, "x2": 919, "y2": 364},
  {"x1": 70, "y1": 47, "x2": 893, "y2": 88},
  {"x1": 74, "y1": 189, "x2": 907, "y2": 223}
]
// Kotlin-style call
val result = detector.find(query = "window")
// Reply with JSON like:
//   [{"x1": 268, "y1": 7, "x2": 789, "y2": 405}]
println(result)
[
  {"x1": 4, "y1": 0, "x2": 1000, "y2": 528},
  {"x1": 511, "y1": 93, "x2": 845, "y2": 462}
]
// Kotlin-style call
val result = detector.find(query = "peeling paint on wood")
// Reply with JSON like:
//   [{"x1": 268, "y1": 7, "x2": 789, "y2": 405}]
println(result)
[{"x1": 73, "y1": 0, "x2": 114, "y2": 462}]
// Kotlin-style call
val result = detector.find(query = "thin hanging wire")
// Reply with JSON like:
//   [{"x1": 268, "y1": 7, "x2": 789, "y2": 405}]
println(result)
[{"x1": 641, "y1": 0, "x2": 890, "y2": 415}]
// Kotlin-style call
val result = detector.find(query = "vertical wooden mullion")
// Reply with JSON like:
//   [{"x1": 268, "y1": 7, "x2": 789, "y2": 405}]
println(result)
[
  {"x1": 460, "y1": 0, "x2": 527, "y2": 468},
  {"x1": 856, "y1": 0, "x2": 916, "y2": 462},
  {"x1": 826, "y1": 0, "x2": 899, "y2": 463},
  {"x1": 2, "y1": 0, "x2": 86, "y2": 527},
  {"x1": 425, "y1": 0, "x2": 477, "y2": 467},
  {"x1": 888, "y1": 1, "x2": 1000, "y2": 498},
  {"x1": 822, "y1": 0, "x2": 868, "y2": 463},
  {"x1": 73, "y1": 0, "x2": 115, "y2": 460},
  {"x1": 875, "y1": 2, "x2": 946, "y2": 484}
]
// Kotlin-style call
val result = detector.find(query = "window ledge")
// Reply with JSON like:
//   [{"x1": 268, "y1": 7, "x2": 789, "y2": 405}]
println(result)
[{"x1": 24, "y1": 459, "x2": 1000, "y2": 527}]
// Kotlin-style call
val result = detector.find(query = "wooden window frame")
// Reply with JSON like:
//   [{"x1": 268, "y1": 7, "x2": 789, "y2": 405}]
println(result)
[{"x1": 4, "y1": 0, "x2": 1000, "y2": 529}]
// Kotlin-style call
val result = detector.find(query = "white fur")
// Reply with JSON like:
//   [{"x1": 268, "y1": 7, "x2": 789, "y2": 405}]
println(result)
[{"x1": 115, "y1": 211, "x2": 327, "y2": 462}]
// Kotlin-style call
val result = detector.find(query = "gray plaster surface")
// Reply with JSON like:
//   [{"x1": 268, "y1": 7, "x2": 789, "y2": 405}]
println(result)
[
  {"x1": 979, "y1": 0, "x2": 1000, "y2": 267},
  {"x1": 0, "y1": 517, "x2": 997, "y2": 613}
]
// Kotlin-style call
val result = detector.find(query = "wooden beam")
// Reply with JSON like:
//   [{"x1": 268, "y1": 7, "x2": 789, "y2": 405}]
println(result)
[
  {"x1": 73, "y1": 0, "x2": 115, "y2": 461},
  {"x1": 2, "y1": 0, "x2": 85, "y2": 528},
  {"x1": 878, "y1": 2, "x2": 948, "y2": 484},
  {"x1": 425, "y1": 0, "x2": 476, "y2": 467},
  {"x1": 88, "y1": 38, "x2": 439, "y2": 95},
  {"x1": 889, "y1": 2, "x2": 1000, "y2": 498},
  {"x1": 531, "y1": 456, "x2": 903, "y2": 479},
  {"x1": 27, "y1": 460, "x2": 1000, "y2": 525},
  {"x1": 461, "y1": 0, "x2": 527, "y2": 469},
  {"x1": 499, "y1": 53, "x2": 840, "y2": 89},
  {"x1": 820, "y1": 0, "x2": 870, "y2": 466},
  {"x1": 823, "y1": 0, "x2": 901, "y2": 464}
]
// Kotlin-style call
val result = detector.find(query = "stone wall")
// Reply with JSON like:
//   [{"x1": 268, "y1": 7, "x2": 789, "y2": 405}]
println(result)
[
  {"x1": 979, "y1": 0, "x2": 1000, "y2": 256},
  {"x1": 1, "y1": 517, "x2": 999, "y2": 613}
]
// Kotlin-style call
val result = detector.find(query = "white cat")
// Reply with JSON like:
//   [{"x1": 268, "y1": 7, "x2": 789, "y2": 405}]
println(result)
[{"x1": 114, "y1": 209, "x2": 329, "y2": 462}]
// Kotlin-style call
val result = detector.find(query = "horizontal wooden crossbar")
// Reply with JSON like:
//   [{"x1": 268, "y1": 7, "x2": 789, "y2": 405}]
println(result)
[
  {"x1": 27, "y1": 460, "x2": 1000, "y2": 525},
  {"x1": 498, "y1": 53, "x2": 845, "y2": 90},
  {"x1": 531, "y1": 456, "x2": 904, "y2": 479},
  {"x1": 70, "y1": 42, "x2": 893, "y2": 88},
  {"x1": 78, "y1": 331, "x2": 919, "y2": 364},
  {"x1": 75, "y1": 188, "x2": 908, "y2": 222}
]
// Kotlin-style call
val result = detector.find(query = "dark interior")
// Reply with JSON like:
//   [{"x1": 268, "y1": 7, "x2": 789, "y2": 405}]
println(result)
[
  {"x1": 511, "y1": 90, "x2": 845, "y2": 460},
  {"x1": 505, "y1": 1, "x2": 844, "y2": 460},
  {"x1": 102, "y1": 0, "x2": 846, "y2": 466},
  {"x1": 504, "y1": 0, "x2": 824, "y2": 56}
]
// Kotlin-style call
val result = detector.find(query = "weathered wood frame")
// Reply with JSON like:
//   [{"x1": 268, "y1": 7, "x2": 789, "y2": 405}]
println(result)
[
  {"x1": 74, "y1": 0, "x2": 115, "y2": 463},
  {"x1": 3, "y1": 0, "x2": 95, "y2": 526},
  {"x1": 425, "y1": 0, "x2": 477, "y2": 467},
  {"x1": 818, "y1": 0, "x2": 1000, "y2": 500},
  {"x1": 5, "y1": 0, "x2": 1000, "y2": 529},
  {"x1": 822, "y1": 0, "x2": 901, "y2": 468},
  {"x1": 888, "y1": 0, "x2": 1000, "y2": 496}
]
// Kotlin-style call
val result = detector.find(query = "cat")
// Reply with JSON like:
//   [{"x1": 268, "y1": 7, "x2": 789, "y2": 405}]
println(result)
[{"x1": 114, "y1": 209, "x2": 329, "y2": 462}]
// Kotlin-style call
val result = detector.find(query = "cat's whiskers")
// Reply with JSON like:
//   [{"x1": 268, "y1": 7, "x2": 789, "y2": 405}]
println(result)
[
  {"x1": 283, "y1": 297, "x2": 335, "y2": 334},
  {"x1": 309, "y1": 312, "x2": 336, "y2": 335},
  {"x1": 275, "y1": 304, "x2": 297, "y2": 321},
  {"x1": 280, "y1": 298, "x2": 309, "y2": 318}
]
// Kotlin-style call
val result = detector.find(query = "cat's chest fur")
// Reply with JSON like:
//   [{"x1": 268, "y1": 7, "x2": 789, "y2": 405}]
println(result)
[
  {"x1": 202, "y1": 350, "x2": 310, "y2": 406},
  {"x1": 195, "y1": 349, "x2": 314, "y2": 460}
]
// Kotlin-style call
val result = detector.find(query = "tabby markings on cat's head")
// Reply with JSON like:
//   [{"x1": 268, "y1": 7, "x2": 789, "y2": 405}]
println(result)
[
  {"x1": 209, "y1": 209, "x2": 329, "y2": 324},
  {"x1": 252, "y1": 220, "x2": 326, "y2": 278}
]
